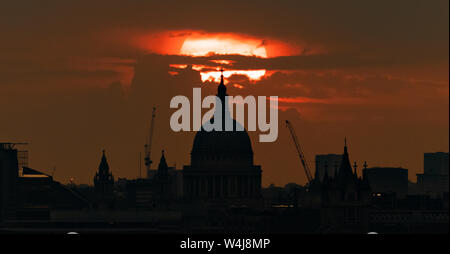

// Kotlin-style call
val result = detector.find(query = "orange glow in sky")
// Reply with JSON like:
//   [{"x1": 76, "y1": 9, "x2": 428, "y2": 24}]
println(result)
[
  {"x1": 200, "y1": 69, "x2": 267, "y2": 83},
  {"x1": 177, "y1": 33, "x2": 271, "y2": 84},
  {"x1": 136, "y1": 30, "x2": 303, "y2": 85},
  {"x1": 169, "y1": 64, "x2": 188, "y2": 69},
  {"x1": 210, "y1": 60, "x2": 234, "y2": 65},
  {"x1": 169, "y1": 64, "x2": 267, "y2": 83},
  {"x1": 180, "y1": 37, "x2": 267, "y2": 58}
]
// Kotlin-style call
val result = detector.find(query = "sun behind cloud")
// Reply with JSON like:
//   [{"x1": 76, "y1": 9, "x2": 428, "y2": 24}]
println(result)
[
  {"x1": 177, "y1": 33, "x2": 271, "y2": 83},
  {"x1": 180, "y1": 36, "x2": 267, "y2": 58},
  {"x1": 136, "y1": 30, "x2": 303, "y2": 85}
]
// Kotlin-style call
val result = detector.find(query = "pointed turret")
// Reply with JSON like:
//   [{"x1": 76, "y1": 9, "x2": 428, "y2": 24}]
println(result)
[
  {"x1": 157, "y1": 150, "x2": 169, "y2": 180},
  {"x1": 98, "y1": 149, "x2": 110, "y2": 175},
  {"x1": 361, "y1": 161, "x2": 371, "y2": 190},
  {"x1": 158, "y1": 150, "x2": 168, "y2": 170},
  {"x1": 336, "y1": 138, "x2": 356, "y2": 187},
  {"x1": 353, "y1": 161, "x2": 358, "y2": 178},
  {"x1": 93, "y1": 149, "x2": 114, "y2": 198}
]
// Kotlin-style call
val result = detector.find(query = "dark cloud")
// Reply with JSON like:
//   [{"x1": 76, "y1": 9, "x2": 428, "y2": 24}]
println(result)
[{"x1": 1, "y1": 0, "x2": 448, "y2": 59}]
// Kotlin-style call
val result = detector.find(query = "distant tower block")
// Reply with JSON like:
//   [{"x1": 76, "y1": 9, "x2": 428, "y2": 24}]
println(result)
[{"x1": 417, "y1": 152, "x2": 449, "y2": 197}]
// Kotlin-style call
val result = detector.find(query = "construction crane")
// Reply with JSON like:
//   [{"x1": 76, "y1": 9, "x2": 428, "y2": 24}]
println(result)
[
  {"x1": 285, "y1": 120, "x2": 313, "y2": 183},
  {"x1": 144, "y1": 107, "x2": 156, "y2": 173}
]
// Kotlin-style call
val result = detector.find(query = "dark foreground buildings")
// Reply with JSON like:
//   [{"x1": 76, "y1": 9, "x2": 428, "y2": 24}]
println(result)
[
  {"x1": 0, "y1": 143, "x2": 18, "y2": 223},
  {"x1": 317, "y1": 143, "x2": 372, "y2": 233},
  {"x1": 0, "y1": 79, "x2": 448, "y2": 233},
  {"x1": 363, "y1": 167, "x2": 408, "y2": 198},
  {"x1": 1, "y1": 139, "x2": 448, "y2": 233},
  {"x1": 1, "y1": 143, "x2": 89, "y2": 223},
  {"x1": 128, "y1": 150, "x2": 183, "y2": 210}
]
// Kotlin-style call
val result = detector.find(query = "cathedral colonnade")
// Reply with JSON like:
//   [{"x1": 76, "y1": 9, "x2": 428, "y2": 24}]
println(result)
[{"x1": 183, "y1": 171, "x2": 261, "y2": 199}]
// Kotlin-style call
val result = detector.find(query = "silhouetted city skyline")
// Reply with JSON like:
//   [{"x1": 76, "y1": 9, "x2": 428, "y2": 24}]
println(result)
[
  {"x1": 1, "y1": 1, "x2": 448, "y2": 187},
  {"x1": 1, "y1": 79, "x2": 448, "y2": 234},
  {"x1": 0, "y1": 0, "x2": 448, "y2": 236}
]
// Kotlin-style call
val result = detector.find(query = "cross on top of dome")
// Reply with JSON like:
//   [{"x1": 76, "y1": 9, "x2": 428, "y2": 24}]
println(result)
[{"x1": 217, "y1": 68, "x2": 227, "y2": 101}]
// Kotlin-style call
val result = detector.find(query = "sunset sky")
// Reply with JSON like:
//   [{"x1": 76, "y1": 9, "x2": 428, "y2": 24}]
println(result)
[{"x1": 0, "y1": 0, "x2": 448, "y2": 186}]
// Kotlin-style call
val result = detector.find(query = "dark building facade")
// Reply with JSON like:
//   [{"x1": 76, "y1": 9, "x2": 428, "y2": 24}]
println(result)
[
  {"x1": 0, "y1": 143, "x2": 19, "y2": 222},
  {"x1": 319, "y1": 142, "x2": 371, "y2": 233},
  {"x1": 183, "y1": 72, "x2": 262, "y2": 209},
  {"x1": 417, "y1": 152, "x2": 449, "y2": 197},
  {"x1": 315, "y1": 154, "x2": 342, "y2": 181},
  {"x1": 2, "y1": 143, "x2": 89, "y2": 222},
  {"x1": 128, "y1": 151, "x2": 182, "y2": 210},
  {"x1": 363, "y1": 167, "x2": 408, "y2": 198},
  {"x1": 16, "y1": 167, "x2": 90, "y2": 219}
]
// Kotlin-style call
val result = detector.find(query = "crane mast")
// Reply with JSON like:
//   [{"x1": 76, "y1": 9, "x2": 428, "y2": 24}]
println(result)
[
  {"x1": 285, "y1": 120, "x2": 313, "y2": 183},
  {"x1": 144, "y1": 107, "x2": 156, "y2": 173}
]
